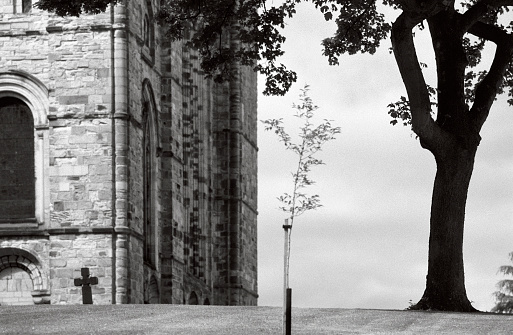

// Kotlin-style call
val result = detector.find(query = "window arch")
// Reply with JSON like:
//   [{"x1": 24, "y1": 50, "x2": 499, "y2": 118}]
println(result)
[
  {"x1": 141, "y1": 0, "x2": 155, "y2": 63},
  {"x1": 142, "y1": 81, "x2": 158, "y2": 267},
  {"x1": 0, "y1": 247, "x2": 49, "y2": 305},
  {"x1": 188, "y1": 291, "x2": 198, "y2": 305},
  {"x1": 0, "y1": 98, "x2": 34, "y2": 220},
  {"x1": 144, "y1": 275, "x2": 159, "y2": 304},
  {"x1": 0, "y1": 71, "x2": 49, "y2": 224},
  {"x1": 143, "y1": 103, "x2": 156, "y2": 265},
  {"x1": 143, "y1": 14, "x2": 150, "y2": 48}
]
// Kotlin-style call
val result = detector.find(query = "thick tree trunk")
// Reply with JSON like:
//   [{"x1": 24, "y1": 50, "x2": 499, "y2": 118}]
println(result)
[
  {"x1": 411, "y1": 145, "x2": 479, "y2": 312},
  {"x1": 393, "y1": 4, "x2": 511, "y2": 313}
]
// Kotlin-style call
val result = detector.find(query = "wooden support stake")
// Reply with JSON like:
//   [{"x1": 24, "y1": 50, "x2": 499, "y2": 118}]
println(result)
[
  {"x1": 283, "y1": 220, "x2": 292, "y2": 335},
  {"x1": 286, "y1": 288, "x2": 292, "y2": 335}
]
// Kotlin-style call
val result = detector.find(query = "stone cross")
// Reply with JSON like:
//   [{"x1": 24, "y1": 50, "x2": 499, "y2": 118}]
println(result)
[{"x1": 74, "y1": 267, "x2": 98, "y2": 304}]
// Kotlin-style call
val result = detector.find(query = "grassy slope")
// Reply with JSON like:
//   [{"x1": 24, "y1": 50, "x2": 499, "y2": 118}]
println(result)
[{"x1": 1, "y1": 305, "x2": 513, "y2": 334}]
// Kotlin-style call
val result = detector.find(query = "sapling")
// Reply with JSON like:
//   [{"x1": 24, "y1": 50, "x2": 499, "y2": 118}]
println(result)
[{"x1": 262, "y1": 85, "x2": 340, "y2": 334}]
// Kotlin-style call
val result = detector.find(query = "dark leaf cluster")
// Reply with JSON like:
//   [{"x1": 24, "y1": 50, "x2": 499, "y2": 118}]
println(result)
[
  {"x1": 388, "y1": 84, "x2": 437, "y2": 127},
  {"x1": 319, "y1": 0, "x2": 391, "y2": 65},
  {"x1": 157, "y1": 0, "x2": 300, "y2": 95},
  {"x1": 27, "y1": 0, "x2": 513, "y2": 108},
  {"x1": 35, "y1": 0, "x2": 116, "y2": 16}
]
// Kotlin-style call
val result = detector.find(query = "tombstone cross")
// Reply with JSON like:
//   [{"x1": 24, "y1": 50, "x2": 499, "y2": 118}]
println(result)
[{"x1": 74, "y1": 267, "x2": 98, "y2": 304}]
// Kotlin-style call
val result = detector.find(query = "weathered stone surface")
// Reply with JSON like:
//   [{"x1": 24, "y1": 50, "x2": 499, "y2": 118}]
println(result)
[{"x1": 0, "y1": 0, "x2": 257, "y2": 306}]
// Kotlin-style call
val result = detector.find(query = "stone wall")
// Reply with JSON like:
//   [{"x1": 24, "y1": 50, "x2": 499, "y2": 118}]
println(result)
[
  {"x1": 48, "y1": 234, "x2": 112, "y2": 304},
  {"x1": 239, "y1": 67, "x2": 259, "y2": 304},
  {"x1": 160, "y1": 35, "x2": 186, "y2": 304},
  {"x1": 211, "y1": 64, "x2": 258, "y2": 305},
  {"x1": 124, "y1": 0, "x2": 163, "y2": 304},
  {"x1": 0, "y1": 4, "x2": 116, "y2": 305}
]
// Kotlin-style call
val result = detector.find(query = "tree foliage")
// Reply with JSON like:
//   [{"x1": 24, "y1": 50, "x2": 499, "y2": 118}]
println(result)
[
  {"x1": 492, "y1": 252, "x2": 513, "y2": 313},
  {"x1": 36, "y1": 0, "x2": 513, "y2": 102},
  {"x1": 35, "y1": 0, "x2": 117, "y2": 16},
  {"x1": 157, "y1": 0, "x2": 302, "y2": 95}
]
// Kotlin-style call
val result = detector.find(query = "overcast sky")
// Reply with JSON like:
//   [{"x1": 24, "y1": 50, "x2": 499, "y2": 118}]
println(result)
[{"x1": 257, "y1": 3, "x2": 513, "y2": 312}]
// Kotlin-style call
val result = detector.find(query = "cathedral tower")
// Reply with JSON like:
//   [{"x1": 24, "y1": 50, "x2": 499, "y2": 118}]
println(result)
[{"x1": 0, "y1": 0, "x2": 257, "y2": 305}]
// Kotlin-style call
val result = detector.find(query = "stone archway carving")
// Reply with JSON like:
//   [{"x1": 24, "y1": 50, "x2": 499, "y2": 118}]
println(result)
[
  {"x1": 144, "y1": 275, "x2": 159, "y2": 304},
  {"x1": 0, "y1": 247, "x2": 50, "y2": 304},
  {"x1": 0, "y1": 70, "x2": 48, "y2": 127}
]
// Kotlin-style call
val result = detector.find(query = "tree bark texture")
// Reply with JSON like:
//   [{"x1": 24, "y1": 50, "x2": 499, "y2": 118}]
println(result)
[{"x1": 413, "y1": 146, "x2": 478, "y2": 312}]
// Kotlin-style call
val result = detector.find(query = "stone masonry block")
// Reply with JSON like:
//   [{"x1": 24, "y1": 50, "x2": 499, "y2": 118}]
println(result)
[
  {"x1": 50, "y1": 259, "x2": 67, "y2": 268},
  {"x1": 58, "y1": 96, "x2": 89, "y2": 105},
  {"x1": 50, "y1": 165, "x2": 89, "y2": 176},
  {"x1": 50, "y1": 241, "x2": 73, "y2": 249},
  {"x1": 52, "y1": 268, "x2": 73, "y2": 279}
]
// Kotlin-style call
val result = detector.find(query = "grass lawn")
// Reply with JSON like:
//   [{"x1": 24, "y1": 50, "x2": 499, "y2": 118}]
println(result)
[{"x1": 1, "y1": 305, "x2": 513, "y2": 334}]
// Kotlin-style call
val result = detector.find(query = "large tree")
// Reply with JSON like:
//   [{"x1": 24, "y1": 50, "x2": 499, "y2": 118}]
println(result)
[{"x1": 38, "y1": 0, "x2": 513, "y2": 311}]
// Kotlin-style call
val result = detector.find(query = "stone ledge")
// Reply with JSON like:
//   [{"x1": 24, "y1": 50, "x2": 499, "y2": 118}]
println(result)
[
  {"x1": 0, "y1": 229, "x2": 48, "y2": 237},
  {"x1": 48, "y1": 227, "x2": 114, "y2": 235},
  {"x1": 0, "y1": 218, "x2": 37, "y2": 224}
]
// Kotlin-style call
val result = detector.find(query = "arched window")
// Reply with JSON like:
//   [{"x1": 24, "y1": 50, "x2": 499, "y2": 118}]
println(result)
[
  {"x1": 0, "y1": 247, "x2": 49, "y2": 305},
  {"x1": 143, "y1": 104, "x2": 156, "y2": 265},
  {"x1": 143, "y1": 14, "x2": 150, "y2": 48},
  {"x1": 142, "y1": 82, "x2": 158, "y2": 267},
  {"x1": 22, "y1": 0, "x2": 32, "y2": 13},
  {"x1": 0, "y1": 71, "x2": 49, "y2": 224},
  {"x1": 144, "y1": 276, "x2": 159, "y2": 304},
  {"x1": 188, "y1": 291, "x2": 198, "y2": 305},
  {"x1": 141, "y1": 0, "x2": 155, "y2": 63},
  {"x1": 0, "y1": 97, "x2": 35, "y2": 220}
]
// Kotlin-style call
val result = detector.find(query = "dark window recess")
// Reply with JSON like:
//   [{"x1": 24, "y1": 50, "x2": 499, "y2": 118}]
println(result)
[
  {"x1": 22, "y1": 0, "x2": 32, "y2": 13},
  {"x1": 143, "y1": 102, "x2": 156, "y2": 266},
  {"x1": 0, "y1": 97, "x2": 35, "y2": 220}
]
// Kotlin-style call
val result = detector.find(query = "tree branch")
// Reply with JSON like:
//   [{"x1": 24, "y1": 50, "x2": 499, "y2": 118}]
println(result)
[
  {"x1": 460, "y1": 0, "x2": 513, "y2": 34},
  {"x1": 391, "y1": 12, "x2": 444, "y2": 152},
  {"x1": 469, "y1": 22, "x2": 513, "y2": 130},
  {"x1": 468, "y1": 19, "x2": 512, "y2": 44}
]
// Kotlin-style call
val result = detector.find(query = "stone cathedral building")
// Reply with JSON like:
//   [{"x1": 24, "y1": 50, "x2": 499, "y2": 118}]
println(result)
[{"x1": 0, "y1": 0, "x2": 258, "y2": 305}]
